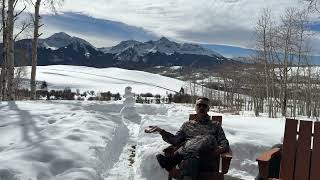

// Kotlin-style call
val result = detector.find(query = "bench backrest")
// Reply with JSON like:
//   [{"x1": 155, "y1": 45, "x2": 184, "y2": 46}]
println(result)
[
  {"x1": 280, "y1": 119, "x2": 320, "y2": 180},
  {"x1": 189, "y1": 114, "x2": 222, "y2": 124}
]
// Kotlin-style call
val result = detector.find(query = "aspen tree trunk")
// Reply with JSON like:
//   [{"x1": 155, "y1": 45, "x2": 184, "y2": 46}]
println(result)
[
  {"x1": 306, "y1": 66, "x2": 312, "y2": 117},
  {"x1": 6, "y1": 0, "x2": 15, "y2": 100},
  {"x1": 30, "y1": 0, "x2": 41, "y2": 100},
  {"x1": 0, "y1": 0, "x2": 7, "y2": 100}
]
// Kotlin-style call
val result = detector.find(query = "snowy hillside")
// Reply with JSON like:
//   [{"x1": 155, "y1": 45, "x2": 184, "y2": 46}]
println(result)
[
  {"x1": 0, "y1": 101, "x2": 285, "y2": 180},
  {"x1": 25, "y1": 65, "x2": 228, "y2": 100},
  {"x1": 26, "y1": 65, "x2": 186, "y2": 95}
]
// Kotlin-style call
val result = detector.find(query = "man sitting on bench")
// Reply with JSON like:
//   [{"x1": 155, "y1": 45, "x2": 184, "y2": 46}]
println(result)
[{"x1": 145, "y1": 97, "x2": 230, "y2": 180}]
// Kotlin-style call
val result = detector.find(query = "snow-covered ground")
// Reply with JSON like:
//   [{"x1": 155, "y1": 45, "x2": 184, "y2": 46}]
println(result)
[
  {"x1": 22, "y1": 65, "x2": 225, "y2": 98},
  {"x1": 0, "y1": 101, "x2": 286, "y2": 180},
  {"x1": 0, "y1": 65, "x2": 292, "y2": 180},
  {"x1": 27, "y1": 65, "x2": 186, "y2": 95}
]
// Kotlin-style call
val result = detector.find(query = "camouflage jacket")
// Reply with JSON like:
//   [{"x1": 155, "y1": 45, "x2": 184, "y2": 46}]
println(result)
[{"x1": 159, "y1": 115, "x2": 229, "y2": 151}]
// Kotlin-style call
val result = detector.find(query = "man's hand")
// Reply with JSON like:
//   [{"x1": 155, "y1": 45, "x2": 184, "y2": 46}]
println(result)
[
  {"x1": 214, "y1": 146, "x2": 225, "y2": 156},
  {"x1": 144, "y1": 125, "x2": 163, "y2": 133}
]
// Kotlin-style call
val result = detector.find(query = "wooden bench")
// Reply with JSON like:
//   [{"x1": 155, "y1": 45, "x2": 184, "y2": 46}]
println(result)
[
  {"x1": 256, "y1": 118, "x2": 320, "y2": 180},
  {"x1": 163, "y1": 115, "x2": 232, "y2": 180}
]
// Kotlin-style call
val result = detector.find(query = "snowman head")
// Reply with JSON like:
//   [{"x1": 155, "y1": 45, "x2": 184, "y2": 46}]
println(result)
[{"x1": 125, "y1": 86, "x2": 132, "y2": 94}]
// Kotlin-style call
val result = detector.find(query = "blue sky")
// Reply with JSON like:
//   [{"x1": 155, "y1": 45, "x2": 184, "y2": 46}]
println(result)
[
  {"x1": 17, "y1": 0, "x2": 320, "y2": 59},
  {"x1": 42, "y1": 12, "x2": 159, "y2": 47}
]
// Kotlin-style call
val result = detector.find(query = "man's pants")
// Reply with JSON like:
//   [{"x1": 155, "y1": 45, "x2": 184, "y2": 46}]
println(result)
[
  {"x1": 180, "y1": 157, "x2": 200, "y2": 180},
  {"x1": 177, "y1": 135, "x2": 219, "y2": 180},
  {"x1": 177, "y1": 135, "x2": 218, "y2": 159}
]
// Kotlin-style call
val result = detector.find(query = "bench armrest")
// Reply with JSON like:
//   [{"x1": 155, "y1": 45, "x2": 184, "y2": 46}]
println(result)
[
  {"x1": 256, "y1": 148, "x2": 281, "y2": 178},
  {"x1": 221, "y1": 150, "x2": 232, "y2": 174}
]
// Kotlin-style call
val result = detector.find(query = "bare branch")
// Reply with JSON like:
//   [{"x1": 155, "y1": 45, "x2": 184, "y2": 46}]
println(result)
[
  {"x1": 305, "y1": 0, "x2": 320, "y2": 13},
  {"x1": 29, "y1": 0, "x2": 35, "y2": 7},
  {"x1": 13, "y1": 0, "x2": 18, "y2": 9},
  {"x1": 14, "y1": 5, "x2": 26, "y2": 18},
  {"x1": 28, "y1": 11, "x2": 35, "y2": 23},
  {"x1": 14, "y1": 21, "x2": 31, "y2": 40},
  {"x1": 43, "y1": 0, "x2": 64, "y2": 14}
]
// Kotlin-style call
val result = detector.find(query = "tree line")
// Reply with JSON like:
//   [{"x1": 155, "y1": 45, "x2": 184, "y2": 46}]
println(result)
[
  {"x1": 251, "y1": 6, "x2": 320, "y2": 118},
  {"x1": 185, "y1": 4, "x2": 320, "y2": 119},
  {"x1": 0, "y1": 0, "x2": 63, "y2": 101}
]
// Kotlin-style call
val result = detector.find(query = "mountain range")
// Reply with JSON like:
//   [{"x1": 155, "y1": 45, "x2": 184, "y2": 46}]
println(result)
[{"x1": 2, "y1": 32, "x2": 241, "y2": 69}]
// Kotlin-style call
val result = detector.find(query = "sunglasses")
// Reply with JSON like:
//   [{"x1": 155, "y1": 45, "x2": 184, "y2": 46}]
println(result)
[{"x1": 196, "y1": 103, "x2": 208, "y2": 108}]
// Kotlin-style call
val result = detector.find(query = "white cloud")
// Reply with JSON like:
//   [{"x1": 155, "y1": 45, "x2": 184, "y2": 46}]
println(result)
[
  {"x1": 57, "y1": 0, "x2": 307, "y2": 47},
  {"x1": 16, "y1": 0, "x2": 318, "y2": 51}
]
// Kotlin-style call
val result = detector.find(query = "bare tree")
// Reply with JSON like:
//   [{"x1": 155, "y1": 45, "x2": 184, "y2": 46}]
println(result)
[
  {"x1": 255, "y1": 8, "x2": 275, "y2": 117},
  {"x1": 292, "y1": 11, "x2": 311, "y2": 118},
  {"x1": 30, "y1": 0, "x2": 41, "y2": 100},
  {"x1": 0, "y1": 0, "x2": 28, "y2": 100},
  {"x1": 0, "y1": 0, "x2": 7, "y2": 100},
  {"x1": 6, "y1": 0, "x2": 16, "y2": 100},
  {"x1": 29, "y1": 0, "x2": 64, "y2": 100},
  {"x1": 271, "y1": 8, "x2": 302, "y2": 116}
]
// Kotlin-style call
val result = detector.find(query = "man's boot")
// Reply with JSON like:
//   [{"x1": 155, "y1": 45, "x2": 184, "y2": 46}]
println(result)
[
  {"x1": 181, "y1": 176, "x2": 192, "y2": 180},
  {"x1": 156, "y1": 153, "x2": 183, "y2": 171},
  {"x1": 181, "y1": 157, "x2": 200, "y2": 180}
]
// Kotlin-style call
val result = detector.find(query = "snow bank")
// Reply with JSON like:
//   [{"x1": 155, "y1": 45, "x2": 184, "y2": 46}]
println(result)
[
  {"x1": 0, "y1": 101, "x2": 125, "y2": 180},
  {"x1": 0, "y1": 101, "x2": 287, "y2": 180}
]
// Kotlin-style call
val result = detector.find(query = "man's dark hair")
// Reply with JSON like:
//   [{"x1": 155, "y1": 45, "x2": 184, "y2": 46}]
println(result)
[{"x1": 197, "y1": 97, "x2": 209, "y2": 102}]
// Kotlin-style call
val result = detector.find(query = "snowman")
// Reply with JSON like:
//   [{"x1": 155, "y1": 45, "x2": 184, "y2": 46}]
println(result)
[{"x1": 120, "y1": 86, "x2": 141, "y2": 123}]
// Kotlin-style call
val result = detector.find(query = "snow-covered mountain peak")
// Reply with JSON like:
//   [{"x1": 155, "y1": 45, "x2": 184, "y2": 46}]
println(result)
[
  {"x1": 103, "y1": 37, "x2": 222, "y2": 58},
  {"x1": 157, "y1": 37, "x2": 171, "y2": 43},
  {"x1": 121, "y1": 40, "x2": 141, "y2": 45},
  {"x1": 70, "y1": 37, "x2": 94, "y2": 48},
  {"x1": 116, "y1": 40, "x2": 141, "y2": 48},
  {"x1": 180, "y1": 43, "x2": 222, "y2": 57},
  {"x1": 48, "y1": 32, "x2": 72, "y2": 40},
  {"x1": 108, "y1": 40, "x2": 142, "y2": 54},
  {"x1": 154, "y1": 37, "x2": 178, "y2": 46},
  {"x1": 39, "y1": 32, "x2": 94, "y2": 50}
]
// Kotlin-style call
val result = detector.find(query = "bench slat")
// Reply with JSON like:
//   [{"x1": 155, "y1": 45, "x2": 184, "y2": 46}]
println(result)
[
  {"x1": 310, "y1": 122, "x2": 320, "y2": 180},
  {"x1": 212, "y1": 116, "x2": 222, "y2": 124},
  {"x1": 189, "y1": 114, "x2": 222, "y2": 124},
  {"x1": 280, "y1": 119, "x2": 298, "y2": 180},
  {"x1": 294, "y1": 120, "x2": 312, "y2": 180}
]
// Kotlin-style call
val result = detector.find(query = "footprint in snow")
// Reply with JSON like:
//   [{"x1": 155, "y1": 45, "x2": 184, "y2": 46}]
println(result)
[
  {"x1": 48, "y1": 119, "x2": 56, "y2": 124},
  {"x1": 128, "y1": 145, "x2": 136, "y2": 166}
]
